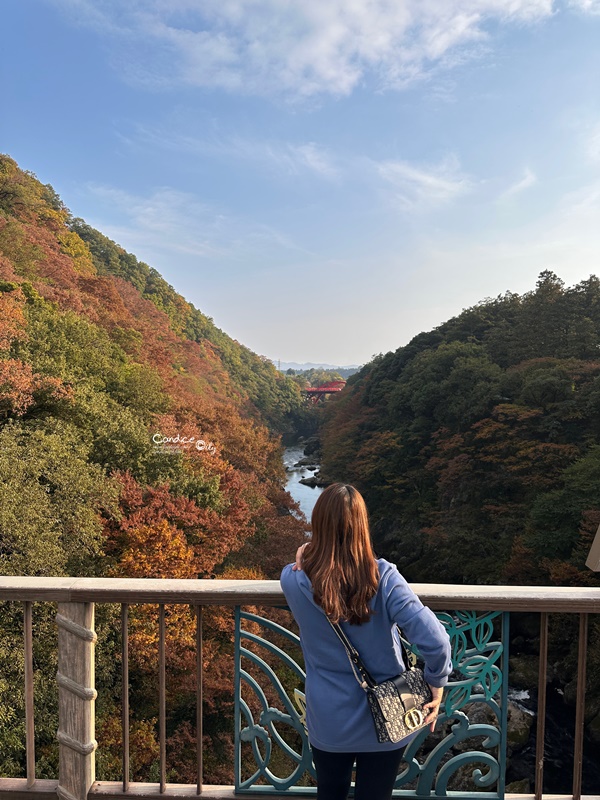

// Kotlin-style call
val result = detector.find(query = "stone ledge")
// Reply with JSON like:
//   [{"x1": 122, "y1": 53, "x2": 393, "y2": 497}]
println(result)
[
  {"x1": 92, "y1": 785, "x2": 284, "y2": 799},
  {"x1": 1, "y1": 780, "x2": 599, "y2": 800}
]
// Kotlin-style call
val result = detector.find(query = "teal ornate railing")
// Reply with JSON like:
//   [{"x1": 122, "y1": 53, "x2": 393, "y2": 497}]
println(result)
[
  {"x1": 234, "y1": 607, "x2": 509, "y2": 797},
  {"x1": 0, "y1": 578, "x2": 598, "y2": 800}
]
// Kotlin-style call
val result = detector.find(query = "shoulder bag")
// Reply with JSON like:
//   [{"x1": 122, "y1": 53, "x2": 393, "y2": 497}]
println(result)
[{"x1": 327, "y1": 619, "x2": 433, "y2": 743}]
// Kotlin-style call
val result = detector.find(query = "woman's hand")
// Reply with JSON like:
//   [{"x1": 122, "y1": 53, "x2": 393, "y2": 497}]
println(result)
[
  {"x1": 423, "y1": 685, "x2": 444, "y2": 732},
  {"x1": 292, "y1": 542, "x2": 310, "y2": 571}
]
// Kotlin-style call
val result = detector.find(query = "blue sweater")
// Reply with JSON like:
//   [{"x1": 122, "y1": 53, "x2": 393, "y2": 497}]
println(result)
[{"x1": 280, "y1": 558, "x2": 452, "y2": 752}]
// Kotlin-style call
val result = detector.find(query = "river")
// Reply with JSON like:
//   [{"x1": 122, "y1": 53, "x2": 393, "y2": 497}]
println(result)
[{"x1": 283, "y1": 444, "x2": 324, "y2": 522}]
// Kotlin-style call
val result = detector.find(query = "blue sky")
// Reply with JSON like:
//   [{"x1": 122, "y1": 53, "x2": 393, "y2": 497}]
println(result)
[{"x1": 2, "y1": 1, "x2": 600, "y2": 366}]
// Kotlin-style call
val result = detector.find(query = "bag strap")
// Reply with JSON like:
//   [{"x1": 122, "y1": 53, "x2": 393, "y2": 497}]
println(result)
[
  {"x1": 327, "y1": 619, "x2": 416, "y2": 690},
  {"x1": 327, "y1": 619, "x2": 374, "y2": 690}
]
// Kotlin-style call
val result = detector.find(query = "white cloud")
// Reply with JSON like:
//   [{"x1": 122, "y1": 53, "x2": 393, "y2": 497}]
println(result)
[
  {"x1": 84, "y1": 184, "x2": 303, "y2": 262},
  {"x1": 499, "y1": 167, "x2": 537, "y2": 199},
  {"x1": 209, "y1": 137, "x2": 339, "y2": 178},
  {"x1": 129, "y1": 125, "x2": 339, "y2": 179},
  {"x1": 290, "y1": 143, "x2": 339, "y2": 178},
  {"x1": 127, "y1": 123, "x2": 477, "y2": 209},
  {"x1": 52, "y1": 0, "x2": 563, "y2": 98},
  {"x1": 376, "y1": 155, "x2": 473, "y2": 210},
  {"x1": 569, "y1": 0, "x2": 600, "y2": 13},
  {"x1": 86, "y1": 184, "x2": 224, "y2": 258}
]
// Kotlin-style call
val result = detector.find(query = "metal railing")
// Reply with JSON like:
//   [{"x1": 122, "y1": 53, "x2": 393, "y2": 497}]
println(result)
[{"x1": 0, "y1": 577, "x2": 598, "y2": 800}]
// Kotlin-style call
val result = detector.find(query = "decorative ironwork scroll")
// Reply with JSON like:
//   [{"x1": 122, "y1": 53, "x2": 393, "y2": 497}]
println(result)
[{"x1": 234, "y1": 607, "x2": 509, "y2": 797}]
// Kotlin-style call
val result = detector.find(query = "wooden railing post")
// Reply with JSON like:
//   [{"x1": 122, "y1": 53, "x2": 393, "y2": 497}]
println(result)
[{"x1": 56, "y1": 602, "x2": 97, "y2": 800}]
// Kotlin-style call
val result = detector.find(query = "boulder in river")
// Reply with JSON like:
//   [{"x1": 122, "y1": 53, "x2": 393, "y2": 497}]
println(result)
[
  {"x1": 440, "y1": 699, "x2": 532, "y2": 756},
  {"x1": 303, "y1": 436, "x2": 321, "y2": 456},
  {"x1": 506, "y1": 702, "x2": 534, "y2": 753},
  {"x1": 295, "y1": 456, "x2": 320, "y2": 467},
  {"x1": 299, "y1": 475, "x2": 331, "y2": 488},
  {"x1": 509, "y1": 655, "x2": 542, "y2": 689}
]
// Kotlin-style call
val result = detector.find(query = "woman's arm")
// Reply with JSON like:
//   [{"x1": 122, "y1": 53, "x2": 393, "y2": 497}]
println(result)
[
  {"x1": 389, "y1": 590, "x2": 452, "y2": 732},
  {"x1": 385, "y1": 572, "x2": 453, "y2": 690},
  {"x1": 423, "y1": 685, "x2": 444, "y2": 732}
]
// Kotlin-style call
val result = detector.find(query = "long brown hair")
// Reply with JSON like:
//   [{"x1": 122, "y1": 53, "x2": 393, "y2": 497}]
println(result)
[{"x1": 302, "y1": 483, "x2": 379, "y2": 625}]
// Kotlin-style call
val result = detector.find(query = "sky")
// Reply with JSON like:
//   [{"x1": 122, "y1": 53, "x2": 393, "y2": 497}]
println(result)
[{"x1": 2, "y1": 1, "x2": 600, "y2": 366}]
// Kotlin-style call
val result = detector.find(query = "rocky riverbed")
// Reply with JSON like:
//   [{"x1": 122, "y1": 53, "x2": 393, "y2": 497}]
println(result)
[
  {"x1": 283, "y1": 436, "x2": 329, "y2": 520},
  {"x1": 295, "y1": 435, "x2": 330, "y2": 488}
]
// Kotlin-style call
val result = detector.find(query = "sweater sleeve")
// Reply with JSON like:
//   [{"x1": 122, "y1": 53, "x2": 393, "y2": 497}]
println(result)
[
  {"x1": 384, "y1": 569, "x2": 453, "y2": 688},
  {"x1": 280, "y1": 563, "x2": 294, "y2": 588},
  {"x1": 280, "y1": 563, "x2": 297, "y2": 606}
]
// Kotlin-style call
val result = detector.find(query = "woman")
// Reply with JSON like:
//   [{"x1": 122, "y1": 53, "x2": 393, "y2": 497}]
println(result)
[{"x1": 280, "y1": 483, "x2": 452, "y2": 800}]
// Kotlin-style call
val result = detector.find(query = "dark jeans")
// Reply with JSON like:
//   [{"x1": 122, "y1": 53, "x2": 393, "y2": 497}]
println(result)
[{"x1": 311, "y1": 745, "x2": 404, "y2": 800}]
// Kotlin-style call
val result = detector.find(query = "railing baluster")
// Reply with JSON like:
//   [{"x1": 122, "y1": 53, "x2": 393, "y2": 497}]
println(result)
[
  {"x1": 24, "y1": 601, "x2": 35, "y2": 788},
  {"x1": 499, "y1": 611, "x2": 510, "y2": 799},
  {"x1": 159, "y1": 604, "x2": 166, "y2": 794},
  {"x1": 56, "y1": 602, "x2": 97, "y2": 800},
  {"x1": 196, "y1": 606, "x2": 203, "y2": 795},
  {"x1": 535, "y1": 612, "x2": 548, "y2": 800},
  {"x1": 573, "y1": 612, "x2": 588, "y2": 800},
  {"x1": 121, "y1": 604, "x2": 130, "y2": 793}
]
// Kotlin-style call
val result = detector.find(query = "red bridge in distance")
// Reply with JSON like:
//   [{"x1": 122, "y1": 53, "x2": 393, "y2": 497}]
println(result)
[{"x1": 303, "y1": 380, "x2": 346, "y2": 403}]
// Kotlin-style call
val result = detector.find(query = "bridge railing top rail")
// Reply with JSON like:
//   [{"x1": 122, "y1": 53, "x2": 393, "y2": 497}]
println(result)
[{"x1": 0, "y1": 576, "x2": 599, "y2": 611}]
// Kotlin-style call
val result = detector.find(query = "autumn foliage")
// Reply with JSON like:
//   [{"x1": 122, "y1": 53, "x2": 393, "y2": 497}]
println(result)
[
  {"x1": 0, "y1": 153, "x2": 308, "y2": 782},
  {"x1": 320, "y1": 273, "x2": 600, "y2": 590}
]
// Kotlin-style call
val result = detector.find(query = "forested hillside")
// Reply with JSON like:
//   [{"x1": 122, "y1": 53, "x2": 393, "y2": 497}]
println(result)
[
  {"x1": 0, "y1": 154, "x2": 308, "y2": 781},
  {"x1": 319, "y1": 273, "x2": 600, "y2": 766},
  {"x1": 320, "y1": 271, "x2": 600, "y2": 588}
]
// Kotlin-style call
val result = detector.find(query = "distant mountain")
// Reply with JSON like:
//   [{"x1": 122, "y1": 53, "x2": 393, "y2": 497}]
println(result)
[{"x1": 274, "y1": 361, "x2": 362, "y2": 371}]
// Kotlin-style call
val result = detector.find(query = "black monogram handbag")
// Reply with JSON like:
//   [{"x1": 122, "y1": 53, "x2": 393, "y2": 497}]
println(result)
[{"x1": 327, "y1": 619, "x2": 433, "y2": 743}]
